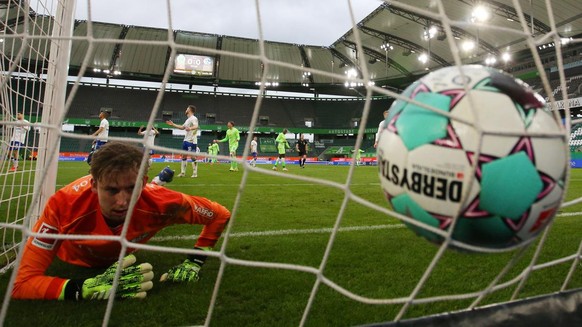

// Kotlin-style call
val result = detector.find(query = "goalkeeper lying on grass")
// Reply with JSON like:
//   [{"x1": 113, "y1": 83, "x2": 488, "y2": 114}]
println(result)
[{"x1": 12, "y1": 141, "x2": 231, "y2": 300}]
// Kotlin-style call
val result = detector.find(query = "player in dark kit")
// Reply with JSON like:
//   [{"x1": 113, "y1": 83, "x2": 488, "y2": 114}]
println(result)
[{"x1": 296, "y1": 134, "x2": 308, "y2": 168}]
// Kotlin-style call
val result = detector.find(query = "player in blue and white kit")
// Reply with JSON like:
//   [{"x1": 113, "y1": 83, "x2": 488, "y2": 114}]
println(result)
[
  {"x1": 250, "y1": 136, "x2": 258, "y2": 167},
  {"x1": 9, "y1": 112, "x2": 30, "y2": 172},
  {"x1": 137, "y1": 125, "x2": 159, "y2": 167},
  {"x1": 166, "y1": 105, "x2": 199, "y2": 178},
  {"x1": 91, "y1": 111, "x2": 110, "y2": 150}
]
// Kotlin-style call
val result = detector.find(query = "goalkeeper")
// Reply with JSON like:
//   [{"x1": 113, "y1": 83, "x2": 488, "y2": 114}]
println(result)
[{"x1": 12, "y1": 141, "x2": 231, "y2": 300}]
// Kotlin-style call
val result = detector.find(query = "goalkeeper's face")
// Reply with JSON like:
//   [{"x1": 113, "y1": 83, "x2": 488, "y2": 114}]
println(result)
[{"x1": 91, "y1": 170, "x2": 147, "y2": 224}]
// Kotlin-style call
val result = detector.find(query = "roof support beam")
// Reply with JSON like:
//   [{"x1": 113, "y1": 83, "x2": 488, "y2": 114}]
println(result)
[
  {"x1": 298, "y1": 46, "x2": 315, "y2": 84},
  {"x1": 109, "y1": 25, "x2": 129, "y2": 72},
  {"x1": 342, "y1": 40, "x2": 411, "y2": 77},
  {"x1": 460, "y1": 0, "x2": 551, "y2": 35},
  {"x1": 383, "y1": 2, "x2": 499, "y2": 55},
  {"x1": 214, "y1": 35, "x2": 223, "y2": 84},
  {"x1": 359, "y1": 26, "x2": 449, "y2": 67},
  {"x1": 329, "y1": 47, "x2": 360, "y2": 76}
]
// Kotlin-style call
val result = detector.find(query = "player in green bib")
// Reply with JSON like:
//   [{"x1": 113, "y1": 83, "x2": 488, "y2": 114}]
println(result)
[
  {"x1": 215, "y1": 121, "x2": 240, "y2": 171},
  {"x1": 352, "y1": 148, "x2": 365, "y2": 166},
  {"x1": 272, "y1": 128, "x2": 290, "y2": 171},
  {"x1": 207, "y1": 142, "x2": 219, "y2": 164}
]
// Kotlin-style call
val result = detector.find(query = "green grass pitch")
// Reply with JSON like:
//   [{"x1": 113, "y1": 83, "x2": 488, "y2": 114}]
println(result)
[{"x1": 1, "y1": 161, "x2": 581, "y2": 326}]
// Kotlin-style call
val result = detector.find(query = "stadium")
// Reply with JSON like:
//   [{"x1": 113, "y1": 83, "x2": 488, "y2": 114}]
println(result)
[{"x1": 0, "y1": 0, "x2": 581, "y2": 326}]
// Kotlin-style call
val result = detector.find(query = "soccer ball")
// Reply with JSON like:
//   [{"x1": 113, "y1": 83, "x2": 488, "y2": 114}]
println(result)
[{"x1": 377, "y1": 65, "x2": 568, "y2": 250}]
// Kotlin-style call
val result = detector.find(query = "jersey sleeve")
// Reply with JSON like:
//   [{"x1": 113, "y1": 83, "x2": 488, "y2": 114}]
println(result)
[
  {"x1": 177, "y1": 194, "x2": 231, "y2": 249},
  {"x1": 12, "y1": 197, "x2": 68, "y2": 300}
]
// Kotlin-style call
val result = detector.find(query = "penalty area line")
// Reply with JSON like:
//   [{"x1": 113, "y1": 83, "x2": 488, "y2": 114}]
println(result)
[{"x1": 151, "y1": 211, "x2": 582, "y2": 242}]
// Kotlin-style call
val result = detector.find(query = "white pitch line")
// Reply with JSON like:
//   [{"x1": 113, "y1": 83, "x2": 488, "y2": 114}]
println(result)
[
  {"x1": 556, "y1": 211, "x2": 582, "y2": 217},
  {"x1": 151, "y1": 224, "x2": 405, "y2": 242},
  {"x1": 151, "y1": 211, "x2": 582, "y2": 242}
]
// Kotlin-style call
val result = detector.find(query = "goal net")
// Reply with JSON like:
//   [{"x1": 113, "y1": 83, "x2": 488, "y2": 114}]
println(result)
[{"x1": 0, "y1": 0, "x2": 580, "y2": 326}]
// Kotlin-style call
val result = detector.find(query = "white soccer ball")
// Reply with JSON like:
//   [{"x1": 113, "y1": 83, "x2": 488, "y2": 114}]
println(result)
[{"x1": 377, "y1": 65, "x2": 568, "y2": 250}]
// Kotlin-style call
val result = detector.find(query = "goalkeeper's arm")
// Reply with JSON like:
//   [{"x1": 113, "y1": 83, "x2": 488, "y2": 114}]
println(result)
[
  {"x1": 13, "y1": 250, "x2": 153, "y2": 300},
  {"x1": 159, "y1": 195, "x2": 231, "y2": 283}
]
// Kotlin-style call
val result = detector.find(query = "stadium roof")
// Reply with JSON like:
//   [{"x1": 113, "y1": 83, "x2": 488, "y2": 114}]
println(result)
[{"x1": 2, "y1": 0, "x2": 582, "y2": 96}]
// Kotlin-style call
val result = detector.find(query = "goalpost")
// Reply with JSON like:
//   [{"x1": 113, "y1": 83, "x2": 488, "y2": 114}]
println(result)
[
  {"x1": 0, "y1": 0, "x2": 580, "y2": 326},
  {"x1": 0, "y1": 0, "x2": 72, "y2": 274}
]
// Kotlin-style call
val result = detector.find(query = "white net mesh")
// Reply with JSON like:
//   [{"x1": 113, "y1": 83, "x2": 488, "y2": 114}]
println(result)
[{"x1": 0, "y1": 0, "x2": 581, "y2": 326}]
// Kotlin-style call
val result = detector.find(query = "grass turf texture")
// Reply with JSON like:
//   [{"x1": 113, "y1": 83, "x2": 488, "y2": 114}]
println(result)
[{"x1": 0, "y1": 161, "x2": 581, "y2": 326}]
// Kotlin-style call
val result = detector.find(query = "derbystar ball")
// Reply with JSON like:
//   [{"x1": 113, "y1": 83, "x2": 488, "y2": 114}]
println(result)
[{"x1": 377, "y1": 65, "x2": 568, "y2": 251}]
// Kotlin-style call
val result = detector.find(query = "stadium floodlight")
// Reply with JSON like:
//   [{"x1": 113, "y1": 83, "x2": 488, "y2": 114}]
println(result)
[
  {"x1": 461, "y1": 40, "x2": 475, "y2": 51},
  {"x1": 345, "y1": 68, "x2": 358, "y2": 78},
  {"x1": 561, "y1": 37, "x2": 573, "y2": 45},
  {"x1": 501, "y1": 52, "x2": 511, "y2": 62},
  {"x1": 471, "y1": 5, "x2": 490, "y2": 22},
  {"x1": 380, "y1": 42, "x2": 394, "y2": 51},
  {"x1": 484, "y1": 56, "x2": 497, "y2": 65},
  {"x1": 423, "y1": 26, "x2": 437, "y2": 40}
]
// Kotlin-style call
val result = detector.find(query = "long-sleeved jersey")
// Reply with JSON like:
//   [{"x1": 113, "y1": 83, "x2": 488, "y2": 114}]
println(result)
[
  {"x1": 276, "y1": 133, "x2": 290, "y2": 154},
  {"x1": 13, "y1": 175, "x2": 230, "y2": 300},
  {"x1": 219, "y1": 127, "x2": 240, "y2": 146}
]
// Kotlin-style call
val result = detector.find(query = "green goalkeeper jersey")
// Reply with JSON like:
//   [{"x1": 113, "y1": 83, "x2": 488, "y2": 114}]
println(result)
[{"x1": 219, "y1": 127, "x2": 240, "y2": 146}]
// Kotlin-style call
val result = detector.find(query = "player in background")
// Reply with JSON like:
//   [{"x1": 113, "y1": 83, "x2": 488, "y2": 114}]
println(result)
[
  {"x1": 214, "y1": 121, "x2": 240, "y2": 172},
  {"x1": 373, "y1": 110, "x2": 389, "y2": 149},
  {"x1": 273, "y1": 128, "x2": 290, "y2": 171},
  {"x1": 207, "y1": 142, "x2": 219, "y2": 165},
  {"x1": 166, "y1": 105, "x2": 199, "y2": 178},
  {"x1": 352, "y1": 148, "x2": 365, "y2": 166},
  {"x1": 12, "y1": 142, "x2": 230, "y2": 301},
  {"x1": 137, "y1": 125, "x2": 160, "y2": 167},
  {"x1": 91, "y1": 110, "x2": 110, "y2": 150},
  {"x1": 8, "y1": 112, "x2": 30, "y2": 172},
  {"x1": 295, "y1": 133, "x2": 308, "y2": 169},
  {"x1": 250, "y1": 136, "x2": 258, "y2": 167},
  {"x1": 211, "y1": 142, "x2": 220, "y2": 164}
]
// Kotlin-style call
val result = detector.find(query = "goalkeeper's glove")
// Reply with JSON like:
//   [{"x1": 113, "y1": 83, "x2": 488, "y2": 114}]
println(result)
[
  {"x1": 159, "y1": 247, "x2": 211, "y2": 283},
  {"x1": 59, "y1": 254, "x2": 154, "y2": 301}
]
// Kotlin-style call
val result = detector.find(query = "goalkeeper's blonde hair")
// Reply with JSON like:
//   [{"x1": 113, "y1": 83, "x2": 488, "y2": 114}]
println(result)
[{"x1": 90, "y1": 142, "x2": 143, "y2": 182}]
